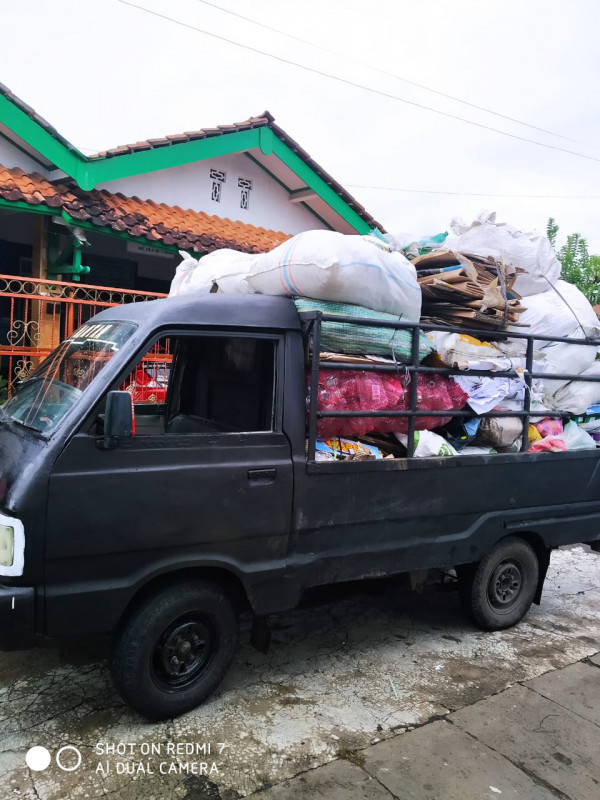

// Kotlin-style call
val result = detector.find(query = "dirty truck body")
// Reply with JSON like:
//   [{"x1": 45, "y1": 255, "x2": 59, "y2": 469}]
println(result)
[{"x1": 0, "y1": 293, "x2": 599, "y2": 718}]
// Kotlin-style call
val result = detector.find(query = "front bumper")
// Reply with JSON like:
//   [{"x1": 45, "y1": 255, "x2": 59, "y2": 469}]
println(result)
[{"x1": 0, "y1": 584, "x2": 35, "y2": 650}]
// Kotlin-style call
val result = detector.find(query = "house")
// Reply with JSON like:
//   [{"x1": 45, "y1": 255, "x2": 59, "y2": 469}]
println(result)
[{"x1": 0, "y1": 83, "x2": 383, "y2": 391}]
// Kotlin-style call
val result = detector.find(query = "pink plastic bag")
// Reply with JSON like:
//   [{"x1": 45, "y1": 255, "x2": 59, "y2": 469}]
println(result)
[
  {"x1": 534, "y1": 417, "x2": 563, "y2": 438},
  {"x1": 528, "y1": 436, "x2": 567, "y2": 453},
  {"x1": 309, "y1": 370, "x2": 468, "y2": 438}
]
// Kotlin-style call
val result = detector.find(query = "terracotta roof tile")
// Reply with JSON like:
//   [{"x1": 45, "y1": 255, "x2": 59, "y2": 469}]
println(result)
[{"x1": 0, "y1": 163, "x2": 291, "y2": 254}]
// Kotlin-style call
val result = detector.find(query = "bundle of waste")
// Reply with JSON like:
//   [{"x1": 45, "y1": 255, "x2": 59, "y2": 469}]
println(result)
[{"x1": 167, "y1": 217, "x2": 600, "y2": 460}]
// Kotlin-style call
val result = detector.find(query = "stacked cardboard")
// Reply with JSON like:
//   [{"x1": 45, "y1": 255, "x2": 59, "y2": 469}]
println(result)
[{"x1": 413, "y1": 250, "x2": 526, "y2": 329}]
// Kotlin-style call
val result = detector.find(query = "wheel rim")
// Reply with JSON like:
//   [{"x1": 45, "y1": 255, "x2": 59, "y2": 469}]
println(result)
[
  {"x1": 487, "y1": 559, "x2": 523, "y2": 612},
  {"x1": 152, "y1": 613, "x2": 214, "y2": 691}
]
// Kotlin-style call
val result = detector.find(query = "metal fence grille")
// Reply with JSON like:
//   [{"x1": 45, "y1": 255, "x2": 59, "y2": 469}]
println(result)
[{"x1": 0, "y1": 273, "x2": 167, "y2": 397}]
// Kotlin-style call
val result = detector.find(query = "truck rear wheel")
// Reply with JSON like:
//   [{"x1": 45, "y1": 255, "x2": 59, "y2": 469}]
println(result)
[
  {"x1": 111, "y1": 580, "x2": 238, "y2": 719},
  {"x1": 460, "y1": 537, "x2": 539, "y2": 631}
]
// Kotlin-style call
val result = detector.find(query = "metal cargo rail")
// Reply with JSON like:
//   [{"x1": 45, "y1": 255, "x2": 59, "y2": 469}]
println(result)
[{"x1": 299, "y1": 311, "x2": 600, "y2": 460}]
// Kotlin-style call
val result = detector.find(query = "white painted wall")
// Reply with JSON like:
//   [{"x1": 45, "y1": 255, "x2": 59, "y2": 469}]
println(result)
[
  {"x1": 95, "y1": 152, "x2": 327, "y2": 234},
  {"x1": 0, "y1": 134, "x2": 49, "y2": 175}
]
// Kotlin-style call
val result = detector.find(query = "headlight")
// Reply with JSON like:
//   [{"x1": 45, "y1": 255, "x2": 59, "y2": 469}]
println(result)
[
  {"x1": 0, "y1": 524, "x2": 14, "y2": 567},
  {"x1": 0, "y1": 513, "x2": 24, "y2": 576}
]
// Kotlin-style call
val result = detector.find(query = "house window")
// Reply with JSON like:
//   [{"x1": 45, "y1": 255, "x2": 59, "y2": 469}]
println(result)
[
  {"x1": 209, "y1": 169, "x2": 226, "y2": 203},
  {"x1": 238, "y1": 178, "x2": 253, "y2": 210}
]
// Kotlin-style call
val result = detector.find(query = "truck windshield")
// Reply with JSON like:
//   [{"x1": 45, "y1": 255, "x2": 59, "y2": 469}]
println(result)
[{"x1": 2, "y1": 321, "x2": 136, "y2": 434}]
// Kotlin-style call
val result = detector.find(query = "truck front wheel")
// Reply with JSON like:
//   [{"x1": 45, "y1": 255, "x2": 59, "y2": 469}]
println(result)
[
  {"x1": 460, "y1": 537, "x2": 539, "y2": 631},
  {"x1": 111, "y1": 581, "x2": 238, "y2": 719}
]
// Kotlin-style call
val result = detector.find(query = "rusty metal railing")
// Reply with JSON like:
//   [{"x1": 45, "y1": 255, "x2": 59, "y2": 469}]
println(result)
[{"x1": 0, "y1": 273, "x2": 167, "y2": 397}]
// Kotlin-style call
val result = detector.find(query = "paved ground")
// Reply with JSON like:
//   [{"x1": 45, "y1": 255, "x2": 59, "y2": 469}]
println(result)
[
  {"x1": 0, "y1": 546, "x2": 598, "y2": 799},
  {"x1": 252, "y1": 657, "x2": 600, "y2": 800}
]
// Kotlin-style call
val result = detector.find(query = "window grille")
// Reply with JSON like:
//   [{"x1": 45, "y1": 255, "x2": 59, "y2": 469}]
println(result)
[
  {"x1": 238, "y1": 178, "x2": 253, "y2": 210},
  {"x1": 209, "y1": 169, "x2": 226, "y2": 203}
]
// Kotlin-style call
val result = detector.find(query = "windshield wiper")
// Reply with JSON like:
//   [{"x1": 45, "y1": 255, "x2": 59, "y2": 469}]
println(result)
[{"x1": 0, "y1": 413, "x2": 47, "y2": 437}]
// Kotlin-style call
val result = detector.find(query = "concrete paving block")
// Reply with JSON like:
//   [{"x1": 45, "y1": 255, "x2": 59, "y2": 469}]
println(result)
[
  {"x1": 249, "y1": 759, "x2": 394, "y2": 799},
  {"x1": 525, "y1": 662, "x2": 600, "y2": 726},
  {"x1": 590, "y1": 653, "x2": 600, "y2": 667},
  {"x1": 361, "y1": 720, "x2": 557, "y2": 800},
  {"x1": 450, "y1": 684, "x2": 600, "y2": 800}
]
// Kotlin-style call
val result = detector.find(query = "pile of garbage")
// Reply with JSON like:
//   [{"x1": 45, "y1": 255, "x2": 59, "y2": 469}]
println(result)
[{"x1": 169, "y1": 211, "x2": 600, "y2": 461}]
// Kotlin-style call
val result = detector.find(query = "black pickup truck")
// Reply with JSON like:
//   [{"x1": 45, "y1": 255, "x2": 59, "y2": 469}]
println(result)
[{"x1": 0, "y1": 293, "x2": 598, "y2": 719}]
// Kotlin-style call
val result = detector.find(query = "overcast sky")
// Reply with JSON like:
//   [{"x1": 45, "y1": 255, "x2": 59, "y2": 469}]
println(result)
[{"x1": 2, "y1": 0, "x2": 599, "y2": 251}]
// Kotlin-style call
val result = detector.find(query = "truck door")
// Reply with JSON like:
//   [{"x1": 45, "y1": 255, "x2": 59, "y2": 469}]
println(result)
[{"x1": 44, "y1": 330, "x2": 293, "y2": 635}]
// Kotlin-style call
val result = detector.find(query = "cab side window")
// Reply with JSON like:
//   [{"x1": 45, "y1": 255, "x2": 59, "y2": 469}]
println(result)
[{"x1": 120, "y1": 334, "x2": 276, "y2": 435}]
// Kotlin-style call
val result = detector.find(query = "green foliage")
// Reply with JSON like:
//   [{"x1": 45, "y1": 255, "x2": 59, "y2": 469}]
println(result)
[
  {"x1": 0, "y1": 375, "x2": 8, "y2": 404},
  {"x1": 546, "y1": 218, "x2": 600, "y2": 306},
  {"x1": 546, "y1": 217, "x2": 559, "y2": 250}
]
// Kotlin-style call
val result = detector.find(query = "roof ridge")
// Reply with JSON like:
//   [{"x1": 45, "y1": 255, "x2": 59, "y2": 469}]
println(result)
[
  {"x1": 90, "y1": 113, "x2": 273, "y2": 159},
  {"x1": 0, "y1": 82, "x2": 83, "y2": 154}
]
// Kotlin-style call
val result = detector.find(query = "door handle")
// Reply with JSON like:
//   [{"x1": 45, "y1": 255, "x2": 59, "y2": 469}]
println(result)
[{"x1": 248, "y1": 468, "x2": 276, "y2": 482}]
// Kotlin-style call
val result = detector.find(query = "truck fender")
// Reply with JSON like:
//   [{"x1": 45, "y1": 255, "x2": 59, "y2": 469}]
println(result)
[{"x1": 533, "y1": 547, "x2": 552, "y2": 606}]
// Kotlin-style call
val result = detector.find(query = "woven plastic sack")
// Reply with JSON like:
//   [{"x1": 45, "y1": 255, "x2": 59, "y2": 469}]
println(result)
[
  {"x1": 427, "y1": 331, "x2": 531, "y2": 370},
  {"x1": 246, "y1": 230, "x2": 422, "y2": 320},
  {"x1": 294, "y1": 298, "x2": 433, "y2": 363},
  {"x1": 552, "y1": 362, "x2": 600, "y2": 414},
  {"x1": 310, "y1": 369, "x2": 468, "y2": 438},
  {"x1": 514, "y1": 280, "x2": 600, "y2": 340},
  {"x1": 510, "y1": 280, "x2": 600, "y2": 401},
  {"x1": 169, "y1": 249, "x2": 257, "y2": 297}
]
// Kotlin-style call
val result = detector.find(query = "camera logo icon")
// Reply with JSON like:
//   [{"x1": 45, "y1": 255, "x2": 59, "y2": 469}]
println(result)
[{"x1": 26, "y1": 745, "x2": 82, "y2": 772}]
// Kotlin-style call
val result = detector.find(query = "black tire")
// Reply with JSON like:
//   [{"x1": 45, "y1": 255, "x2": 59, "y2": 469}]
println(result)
[
  {"x1": 111, "y1": 581, "x2": 238, "y2": 720},
  {"x1": 460, "y1": 537, "x2": 539, "y2": 631}
]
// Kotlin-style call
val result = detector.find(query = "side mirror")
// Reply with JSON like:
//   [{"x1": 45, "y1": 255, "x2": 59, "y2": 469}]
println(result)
[{"x1": 99, "y1": 391, "x2": 135, "y2": 450}]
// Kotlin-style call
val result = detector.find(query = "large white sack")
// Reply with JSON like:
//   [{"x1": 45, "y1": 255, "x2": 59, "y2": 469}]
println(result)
[
  {"x1": 541, "y1": 341, "x2": 599, "y2": 401},
  {"x1": 515, "y1": 280, "x2": 600, "y2": 339},
  {"x1": 511, "y1": 280, "x2": 600, "y2": 401},
  {"x1": 245, "y1": 230, "x2": 422, "y2": 321},
  {"x1": 444, "y1": 211, "x2": 561, "y2": 296},
  {"x1": 552, "y1": 362, "x2": 600, "y2": 414},
  {"x1": 169, "y1": 251, "x2": 203, "y2": 296},
  {"x1": 541, "y1": 344, "x2": 597, "y2": 402},
  {"x1": 169, "y1": 249, "x2": 258, "y2": 297}
]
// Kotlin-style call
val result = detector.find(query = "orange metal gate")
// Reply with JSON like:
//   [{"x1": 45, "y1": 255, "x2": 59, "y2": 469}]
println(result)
[{"x1": 0, "y1": 273, "x2": 167, "y2": 398}]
